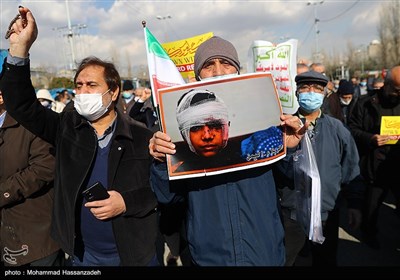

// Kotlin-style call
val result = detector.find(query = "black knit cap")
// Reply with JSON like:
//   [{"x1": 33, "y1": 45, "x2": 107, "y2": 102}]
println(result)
[
  {"x1": 194, "y1": 36, "x2": 240, "y2": 80},
  {"x1": 337, "y1": 79, "x2": 355, "y2": 95},
  {"x1": 122, "y1": 80, "x2": 134, "y2": 91},
  {"x1": 295, "y1": 70, "x2": 329, "y2": 86}
]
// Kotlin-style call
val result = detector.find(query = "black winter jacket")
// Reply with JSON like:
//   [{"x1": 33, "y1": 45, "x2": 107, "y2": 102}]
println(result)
[
  {"x1": 0, "y1": 63, "x2": 158, "y2": 266},
  {"x1": 348, "y1": 91, "x2": 400, "y2": 186}
]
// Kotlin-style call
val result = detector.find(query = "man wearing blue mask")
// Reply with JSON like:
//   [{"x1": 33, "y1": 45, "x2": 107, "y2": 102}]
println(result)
[
  {"x1": 117, "y1": 80, "x2": 158, "y2": 132},
  {"x1": 116, "y1": 80, "x2": 136, "y2": 115},
  {"x1": 277, "y1": 70, "x2": 364, "y2": 266},
  {"x1": 359, "y1": 78, "x2": 368, "y2": 96}
]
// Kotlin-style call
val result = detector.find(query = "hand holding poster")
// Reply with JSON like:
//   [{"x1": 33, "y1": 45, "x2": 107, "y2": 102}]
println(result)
[{"x1": 380, "y1": 116, "x2": 400, "y2": 144}]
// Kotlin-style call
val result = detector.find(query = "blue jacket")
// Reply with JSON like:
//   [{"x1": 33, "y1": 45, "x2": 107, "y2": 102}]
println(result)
[
  {"x1": 278, "y1": 113, "x2": 362, "y2": 220},
  {"x1": 151, "y1": 163, "x2": 285, "y2": 266}
]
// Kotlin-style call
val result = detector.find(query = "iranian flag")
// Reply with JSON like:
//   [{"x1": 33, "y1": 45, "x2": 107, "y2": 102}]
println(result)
[{"x1": 144, "y1": 26, "x2": 185, "y2": 107}]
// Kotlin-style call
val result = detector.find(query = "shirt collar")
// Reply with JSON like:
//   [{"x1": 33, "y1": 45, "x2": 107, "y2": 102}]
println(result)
[
  {"x1": 0, "y1": 111, "x2": 7, "y2": 127},
  {"x1": 298, "y1": 109, "x2": 322, "y2": 130},
  {"x1": 89, "y1": 113, "x2": 118, "y2": 147}
]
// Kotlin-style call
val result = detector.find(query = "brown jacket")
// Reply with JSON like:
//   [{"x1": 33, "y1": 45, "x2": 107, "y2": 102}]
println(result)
[{"x1": 0, "y1": 113, "x2": 60, "y2": 266}]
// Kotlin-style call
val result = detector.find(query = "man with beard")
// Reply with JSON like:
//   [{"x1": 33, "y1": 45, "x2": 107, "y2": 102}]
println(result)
[{"x1": 348, "y1": 66, "x2": 400, "y2": 249}]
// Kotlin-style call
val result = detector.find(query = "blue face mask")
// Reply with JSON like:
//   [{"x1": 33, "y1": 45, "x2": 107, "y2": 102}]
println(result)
[
  {"x1": 298, "y1": 91, "x2": 324, "y2": 113},
  {"x1": 122, "y1": 91, "x2": 133, "y2": 99},
  {"x1": 360, "y1": 82, "x2": 367, "y2": 87}
]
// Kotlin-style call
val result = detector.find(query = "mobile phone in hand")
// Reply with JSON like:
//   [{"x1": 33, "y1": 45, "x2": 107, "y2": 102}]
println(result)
[{"x1": 82, "y1": 181, "x2": 110, "y2": 202}]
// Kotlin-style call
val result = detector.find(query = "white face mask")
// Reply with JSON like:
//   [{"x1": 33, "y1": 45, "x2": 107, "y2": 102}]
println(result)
[
  {"x1": 199, "y1": 72, "x2": 239, "y2": 82},
  {"x1": 339, "y1": 97, "x2": 352, "y2": 106},
  {"x1": 40, "y1": 100, "x2": 51, "y2": 108},
  {"x1": 74, "y1": 89, "x2": 112, "y2": 121}
]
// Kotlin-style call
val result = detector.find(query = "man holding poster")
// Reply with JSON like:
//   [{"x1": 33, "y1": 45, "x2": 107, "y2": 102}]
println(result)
[
  {"x1": 348, "y1": 66, "x2": 400, "y2": 249},
  {"x1": 149, "y1": 36, "x2": 307, "y2": 266}
]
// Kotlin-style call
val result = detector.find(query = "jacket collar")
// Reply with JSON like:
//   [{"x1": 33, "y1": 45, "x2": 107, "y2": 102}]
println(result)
[
  {"x1": 1, "y1": 112, "x2": 18, "y2": 129},
  {"x1": 71, "y1": 110, "x2": 134, "y2": 141}
]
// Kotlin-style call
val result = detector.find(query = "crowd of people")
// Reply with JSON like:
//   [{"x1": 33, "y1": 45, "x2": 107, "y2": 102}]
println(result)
[{"x1": 0, "y1": 6, "x2": 399, "y2": 268}]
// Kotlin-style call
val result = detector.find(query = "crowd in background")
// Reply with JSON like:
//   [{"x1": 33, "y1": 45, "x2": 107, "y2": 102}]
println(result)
[{"x1": 0, "y1": 6, "x2": 399, "y2": 269}]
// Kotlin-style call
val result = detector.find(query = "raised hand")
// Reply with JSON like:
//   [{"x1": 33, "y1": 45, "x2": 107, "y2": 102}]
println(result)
[{"x1": 7, "y1": 6, "x2": 38, "y2": 58}]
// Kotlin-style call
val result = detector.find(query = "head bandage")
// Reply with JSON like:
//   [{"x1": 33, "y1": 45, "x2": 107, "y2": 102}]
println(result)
[{"x1": 176, "y1": 89, "x2": 229, "y2": 154}]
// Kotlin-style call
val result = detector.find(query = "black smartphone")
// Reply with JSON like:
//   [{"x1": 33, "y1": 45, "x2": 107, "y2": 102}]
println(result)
[{"x1": 82, "y1": 182, "x2": 110, "y2": 202}]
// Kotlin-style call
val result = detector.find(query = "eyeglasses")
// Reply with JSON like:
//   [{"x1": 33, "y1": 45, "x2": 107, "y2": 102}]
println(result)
[{"x1": 297, "y1": 84, "x2": 325, "y2": 94}]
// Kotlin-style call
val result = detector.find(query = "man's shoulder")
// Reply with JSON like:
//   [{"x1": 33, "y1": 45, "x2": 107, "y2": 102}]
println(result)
[
  {"x1": 120, "y1": 113, "x2": 147, "y2": 128},
  {"x1": 322, "y1": 114, "x2": 349, "y2": 131},
  {"x1": 323, "y1": 113, "x2": 342, "y2": 123},
  {"x1": 357, "y1": 93, "x2": 377, "y2": 106},
  {"x1": 117, "y1": 113, "x2": 153, "y2": 139}
]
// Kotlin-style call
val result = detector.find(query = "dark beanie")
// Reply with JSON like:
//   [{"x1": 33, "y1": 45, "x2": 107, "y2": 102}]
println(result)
[
  {"x1": 122, "y1": 80, "x2": 134, "y2": 91},
  {"x1": 337, "y1": 80, "x2": 354, "y2": 95},
  {"x1": 194, "y1": 36, "x2": 240, "y2": 80}
]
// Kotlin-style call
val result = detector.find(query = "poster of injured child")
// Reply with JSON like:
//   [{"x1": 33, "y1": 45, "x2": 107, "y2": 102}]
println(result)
[{"x1": 157, "y1": 72, "x2": 286, "y2": 180}]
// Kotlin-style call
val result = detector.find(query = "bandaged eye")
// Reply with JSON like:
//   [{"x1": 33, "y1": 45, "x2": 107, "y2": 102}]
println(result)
[{"x1": 190, "y1": 121, "x2": 223, "y2": 132}]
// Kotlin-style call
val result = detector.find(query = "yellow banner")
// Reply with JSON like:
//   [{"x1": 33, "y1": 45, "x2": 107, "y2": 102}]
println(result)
[
  {"x1": 162, "y1": 32, "x2": 213, "y2": 80},
  {"x1": 380, "y1": 116, "x2": 400, "y2": 144}
]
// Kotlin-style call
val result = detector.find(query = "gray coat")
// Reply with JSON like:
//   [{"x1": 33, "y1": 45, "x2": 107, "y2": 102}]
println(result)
[{"x1": 278, "y1": 113, "x2": 362, "y2": 220}]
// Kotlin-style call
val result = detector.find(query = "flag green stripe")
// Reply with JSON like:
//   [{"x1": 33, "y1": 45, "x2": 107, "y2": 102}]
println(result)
[{"x1": 146, "y1": 28, "x2": 171, "y2": 60}]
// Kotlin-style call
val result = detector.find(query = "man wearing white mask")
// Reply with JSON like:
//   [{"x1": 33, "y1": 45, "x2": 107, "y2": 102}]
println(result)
[
  {"x1": 323, "y1": 79, "x2": 357, "y2": 126},
  {"x1": 36, "y1": 88, "x2": 65, "y2": 113},
  {"x1": 336, "y1": 80, "x2": 357, "y2": 125},
  {"x1": 0, "y1": 7, "x2": 158, "y2": 266}
]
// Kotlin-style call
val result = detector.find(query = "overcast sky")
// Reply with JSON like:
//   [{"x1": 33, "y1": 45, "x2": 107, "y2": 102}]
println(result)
[{"x1": 0, "y1": 0, "x2": 383, "y2": 77}]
